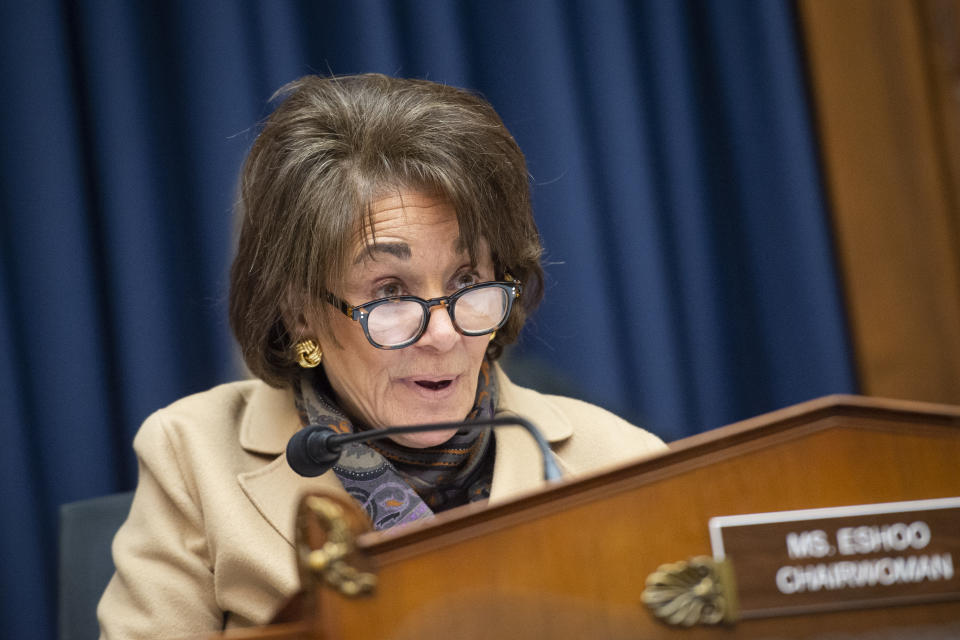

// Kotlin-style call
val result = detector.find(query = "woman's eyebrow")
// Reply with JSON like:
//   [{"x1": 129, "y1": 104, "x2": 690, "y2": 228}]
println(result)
[
  {"x1": 356, "y1": 235, "x2": 468, "y2": 264},
  {"x1": 356, "y1": 242, "x2": 411, "y2": 263}
]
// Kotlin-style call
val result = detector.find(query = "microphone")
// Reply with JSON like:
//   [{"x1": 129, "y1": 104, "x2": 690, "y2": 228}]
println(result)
[{"x1": 286, "y1": 416, "x2": 564, "y2": 483}]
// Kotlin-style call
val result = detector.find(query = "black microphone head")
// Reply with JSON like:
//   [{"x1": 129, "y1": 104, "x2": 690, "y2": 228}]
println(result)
[{"x1": 286, "y1": 425, "x2": 342, "y2": 477}]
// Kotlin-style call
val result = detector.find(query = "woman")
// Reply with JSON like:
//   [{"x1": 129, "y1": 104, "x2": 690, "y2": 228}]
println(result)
[{"x1": 98, "y1": 74, "x2": 666, "y2": 638}]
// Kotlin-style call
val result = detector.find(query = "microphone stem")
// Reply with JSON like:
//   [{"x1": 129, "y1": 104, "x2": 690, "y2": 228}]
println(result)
[{"x1": 331, "y1": 417, "x2": 563, "y2": 482}]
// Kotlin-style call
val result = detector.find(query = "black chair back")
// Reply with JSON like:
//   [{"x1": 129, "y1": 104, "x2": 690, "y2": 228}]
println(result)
[{"x1": 58, "y1": 492, "x2": 133, "y2": 640}]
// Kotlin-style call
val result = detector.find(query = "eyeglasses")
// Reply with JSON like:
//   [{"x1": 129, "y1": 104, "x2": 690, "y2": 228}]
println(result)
[{"x1": 326, "y1": 275, "x2": 522, "y2": 349}]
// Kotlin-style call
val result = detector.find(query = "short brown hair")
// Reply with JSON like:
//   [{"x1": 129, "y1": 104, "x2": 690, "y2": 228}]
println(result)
[{"x1": 229, "y1": 74, "x2": 544, "y2": 387}]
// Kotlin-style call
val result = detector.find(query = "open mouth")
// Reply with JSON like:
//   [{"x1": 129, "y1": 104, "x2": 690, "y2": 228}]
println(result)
[{"x1": 415, "y1": 379, "x2": 453, "y2": 391}]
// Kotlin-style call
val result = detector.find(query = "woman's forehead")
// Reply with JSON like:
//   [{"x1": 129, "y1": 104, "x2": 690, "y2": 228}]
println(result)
[
  {"x1": 364, "y1": 191, "x2": 455, "y2": 229},
  {"x1": 352, "y1": 191, "x2": 467, "y2": 258}
]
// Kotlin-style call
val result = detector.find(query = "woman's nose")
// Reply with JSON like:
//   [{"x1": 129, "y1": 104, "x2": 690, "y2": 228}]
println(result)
[{"x1": 416, "y1": 301, "x2": 459, "y2": 351}]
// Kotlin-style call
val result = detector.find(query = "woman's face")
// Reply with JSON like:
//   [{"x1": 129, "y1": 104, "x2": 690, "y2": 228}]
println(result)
[{"x1": 308, "y1": 191, "x2": 495, "y2": 447}]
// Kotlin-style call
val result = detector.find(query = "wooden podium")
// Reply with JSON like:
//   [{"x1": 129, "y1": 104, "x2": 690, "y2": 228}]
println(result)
[{"x1": 219, "y1": 395, "x2": 960, "y2": 639}]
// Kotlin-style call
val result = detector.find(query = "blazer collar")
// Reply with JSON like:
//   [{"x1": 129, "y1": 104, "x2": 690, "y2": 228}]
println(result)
[
  {"x1": 488, "y1": 365, "x2": 574, "y2": 501},
  {"x1": 236, "y1": 364, "x2": 576, "y2": 544},
  {"x1": 493, "y1": 365, "x2": 574, "y2": 443},
  {"x1": 238, "y1": 383, "x2": 301, "y2": 455}
]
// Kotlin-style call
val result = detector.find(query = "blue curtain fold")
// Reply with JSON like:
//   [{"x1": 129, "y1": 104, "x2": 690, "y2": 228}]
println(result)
[{"x1": 0, "y1": 1, "x2": 855, "y2": 638}]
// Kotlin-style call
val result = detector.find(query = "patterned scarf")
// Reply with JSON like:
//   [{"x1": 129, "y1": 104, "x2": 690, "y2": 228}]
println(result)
[{"x1": 294, "y1": 361, "x2": 497, "y2": 531}]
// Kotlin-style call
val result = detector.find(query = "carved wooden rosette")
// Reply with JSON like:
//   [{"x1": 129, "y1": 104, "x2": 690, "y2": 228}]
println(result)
[{"x1": 642, "y1": 556, "x2": 739, "y2": 627}]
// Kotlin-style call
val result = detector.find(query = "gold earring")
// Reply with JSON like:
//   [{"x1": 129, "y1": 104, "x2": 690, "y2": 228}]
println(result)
[
  {"x1": 489, "y1": 330, "x2": 497, "y2": 342},
  {"x1": 294, "y1": 339, "x2": 322, "y2": 368}
]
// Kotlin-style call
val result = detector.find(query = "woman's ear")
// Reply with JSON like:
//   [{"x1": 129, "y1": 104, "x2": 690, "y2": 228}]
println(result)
[
  {"x1": 280, "y1": 289, "x2": 313, "y2": 341},
  {"x1": 283, "y1": 310, "x2": 311, "y2": 341},
  {"x1": 281, "y1": 287, "x2": 341, "y2": 351}
]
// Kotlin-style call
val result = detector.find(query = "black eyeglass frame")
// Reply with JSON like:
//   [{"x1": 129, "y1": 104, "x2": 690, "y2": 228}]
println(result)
[{"x1": 326, "y1": 275, "x2": 522, "y2": 350}]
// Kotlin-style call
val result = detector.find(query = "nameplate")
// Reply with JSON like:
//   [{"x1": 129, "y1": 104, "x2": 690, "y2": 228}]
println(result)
[{"x1": 709, "y1": 497, "x2": 960, "y2": 618}]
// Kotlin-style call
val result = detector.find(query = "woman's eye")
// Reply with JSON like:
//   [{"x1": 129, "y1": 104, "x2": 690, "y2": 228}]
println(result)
[
  {"x1": 453, "y1": 272, "x2": 481, "y2": 290},
  {"x1": 374, "y1": 282, "x2": 405, "y2": 298}
]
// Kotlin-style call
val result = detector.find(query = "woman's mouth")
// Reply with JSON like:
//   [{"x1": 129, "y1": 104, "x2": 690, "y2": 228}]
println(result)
[
  {"x1": 414, "y1": 379, "x2": 452, "y2": 391},
  {"x1": 403, "y1": 374, "x2": 460, "y2": 399}
]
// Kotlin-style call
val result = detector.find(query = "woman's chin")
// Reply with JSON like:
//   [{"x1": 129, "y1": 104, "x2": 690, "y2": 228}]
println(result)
[{"x1": 388, "y1": 427, "x2": 461, "y2": 449}]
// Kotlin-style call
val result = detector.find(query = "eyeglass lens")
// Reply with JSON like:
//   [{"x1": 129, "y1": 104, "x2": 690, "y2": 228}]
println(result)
[
  {"x1": 366, "y1": 300, "x2": 425, "y2": 346},
  {"x1": 452, "y1": 286, "x2": 508, "y2": 332},
  {"x1": 366, "y1": 286, "x2": 509, "y2": 347}
]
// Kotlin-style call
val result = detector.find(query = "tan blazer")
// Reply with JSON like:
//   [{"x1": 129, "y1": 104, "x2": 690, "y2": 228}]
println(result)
[{"x1": 98, "y1": 366, "x2": 666, "y2": 639}]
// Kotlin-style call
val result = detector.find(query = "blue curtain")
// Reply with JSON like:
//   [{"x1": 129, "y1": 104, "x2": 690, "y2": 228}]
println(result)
[{"x1": 0, "y1": 1, "x2": 855, "y2": 638}]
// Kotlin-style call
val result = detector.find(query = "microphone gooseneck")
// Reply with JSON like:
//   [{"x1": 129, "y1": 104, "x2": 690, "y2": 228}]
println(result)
[{"x1": 286, "y1": 416, "x2": 563, "y2": 483}]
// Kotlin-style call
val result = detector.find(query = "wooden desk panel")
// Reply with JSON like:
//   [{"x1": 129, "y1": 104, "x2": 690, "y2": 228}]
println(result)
[{"x1": 220, "y1": 396, "x2": 960, "y2": 639}]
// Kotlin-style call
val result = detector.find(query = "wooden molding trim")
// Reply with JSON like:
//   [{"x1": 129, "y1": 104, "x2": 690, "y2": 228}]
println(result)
[{"x1": 796, "y1": 0, "x2": 960, "y2": 403}]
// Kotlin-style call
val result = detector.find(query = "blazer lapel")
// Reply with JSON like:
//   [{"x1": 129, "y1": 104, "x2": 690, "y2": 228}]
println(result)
[
  {"x1": 238, "y1": 455, "x2": 348, "y2": 547},
  {"x1": 236, "y1": 382, "x2": 351, "y2": 546}
]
